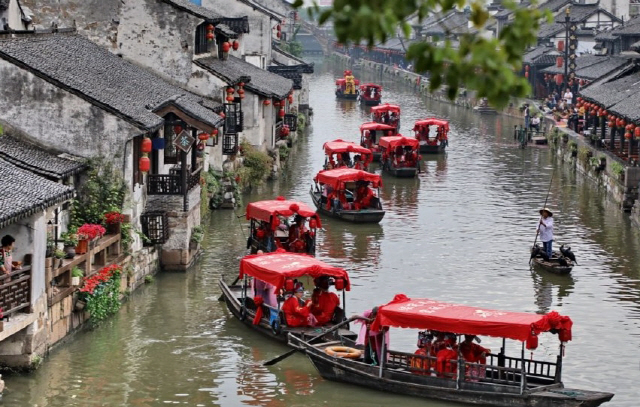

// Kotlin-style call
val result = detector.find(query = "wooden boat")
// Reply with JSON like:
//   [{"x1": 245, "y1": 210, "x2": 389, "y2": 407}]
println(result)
[
  {"x1": 335, "y1": 70, "x2": 360, "y2": 100},
  {"x1": 530, "y1": 244, "x2": 575, "y2": 275},
  {"x1": 310, "y1": 168, "x2": 385, "y2": 223},
  {"x1": 219, "y1": 251, "x2": 357, "y2": 344},
  {"x1": 289, "y1": 294, "x2": 614, "y2": 407},
  {"x1": 246, "y1": 197, "x2": 321, "y2": 255},
  {"x1": 371, "y1": 103, "x2": 401, "y2": 131},
  {"x1": 358, "y1": 83, "x2": 382, "y2": 106},
  {"x1": 413, "y1": 118, "x2": 449, "y2": 154},
  {"x1": 323, "y1": 139, "x2": 372, "y2": 171},
  {"x1": 360, "y1": 122, "x2": 397, "y2": 162},
  {"x1": 379, "y1": 135, "x2": 420, "y2": 178}
]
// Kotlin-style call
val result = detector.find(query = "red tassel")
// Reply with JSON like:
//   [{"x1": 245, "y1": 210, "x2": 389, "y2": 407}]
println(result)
[{"x1": 252, "y1": 296, "x2": 264, "y2": 325}]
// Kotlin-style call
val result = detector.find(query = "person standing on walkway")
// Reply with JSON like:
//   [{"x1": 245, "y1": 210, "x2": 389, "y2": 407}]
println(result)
[
  {"x1": 537, "y1": 208, "x2": 554, "y2": 259},
  {"x1": 523, "y1": 103, "x2": 530, "y2": 129},
  {"x1": 563, "y1": 88, "x2": 573, "y2": 107}
]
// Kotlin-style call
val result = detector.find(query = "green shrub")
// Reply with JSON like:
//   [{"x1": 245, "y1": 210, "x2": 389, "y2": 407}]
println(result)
[
  {"x1": 279, "y1": 144, "x2": 290, "y2": 163},
  {"x1": 611, "y1": 161, "x2": 624, "y2": 176},
  {"x1": 191, "y1": 225, "x2": 204, "y2": 244},
  {"x1": 72, "y1": 267, "x2": 84, "y2": 278},
  {"x1": 236, "y1": 140, "x2": 273, "y2": 190}
]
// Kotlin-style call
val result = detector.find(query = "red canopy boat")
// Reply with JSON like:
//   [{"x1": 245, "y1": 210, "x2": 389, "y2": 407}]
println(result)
[
  {"x1": 378, "y1": 136, "x2": 421, "y2": 177},
  {"x1": 323, "y1": 139, "x2": 372, "y2": 171},
  {"x1": 413, "y1": 118, "x2": 450, "y2": 154},
  {"x1": 310, "y1": 168, "x2": 385, "y2": 223},
  {"x1": 245, "y1": 197, "x2": 320, "y2": 255},
  {"x1": 219, "y1": 251, "x2": 356, "y2": 344},
  {"x1": 371, "y1": 103, "x2": 401, "y2": 130},
  {"x1": 290, "y1": 293, "x2": 614, "y2": 407},
  {"x1": 360, "y1": 122, "x2": 398, "y2": 161},
  {"x1": 335, "y1": 70, "x2": 360, "y2": 100},
  {"x1": 358, "y1": 83, "x2": 382, "y2": 106}
]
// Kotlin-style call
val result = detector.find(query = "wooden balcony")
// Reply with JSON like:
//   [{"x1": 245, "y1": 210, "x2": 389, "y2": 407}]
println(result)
[
  {"x1": 0, "y1": 266, "x2": 32, "y2": 320},
  {"x1": 147, "y1": 166, "x2": 202, "y2": 196},
  {"x1": 47, "y1": 232, "x2": 124, "y2": 307}
]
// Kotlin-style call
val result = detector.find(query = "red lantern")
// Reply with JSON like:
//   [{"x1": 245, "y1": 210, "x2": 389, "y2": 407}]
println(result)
[
  {"x1": 273, "y1": 100, "x2": 280, "y2": 107},
  {"x1": 239, "y1": 82, "x2": 245, "y2": 87},
  {"x1": 207, "y1": 24, "x2": 214, "y2": 32},
  {"x1": 276, "y1": 24, "x2": 281, "y2": 32},
  {"x1": 625, "y1": 132, "x2": 631, "y2": 140},
  {"x1": 198, "y1": 133, "x2": 209, "y2": 141},
  {"x1": 264, "y1": 100, "x2": 271, "y2": 106},
  {"x1": 139, "y1": 156, "x2": 150, "y2": 173},
  {"x1": 577, "y1": 97, "x2": 582, "y2": 102},
  {"x1": 232, "y1": 40, "x2": 239, "y2": 51},
  {"x1": 557, "y1": 40, "x2": 564, "y2": 52},
  {"x1": 212, "y1": 128, "x2": 219, "y2": 136},
  {"x1": 174, "y1": 125, "x2": 183, "y2": 134},
  {"x1": 526, "y1": 333, "x2": 538, "y2": 350},
  {"x1": 608, "y1": 121, "x2": 615, "y2": 128},
  {"x1": 556, "y1": 57, "x2": 563, "y2": 68},
  {"x1": 525, "y1": 65, "x2": 530, "y2": 72},
  {"x1": 555, "y1": 74, "x2": 563, "y2": 86},
  {"x1": 206, "y1": 32, "x2": 214, "y2": 42},
  {"x1": 580, "y1": 79, "x2": 585, "y2": 86},
  {"x1": 334, "y1": 278, "x2": 345, "y2": 291},
  {"x1": 602, "y1": 110, "x2": 607, "y2": 116},
  {"x1": 279, "y1": 108, "x2": 285, "y2": 118},
  {"x1": 238, "y1": 88, "x2": 245, "y2": 95},
  {"x1": 630, "y1": 124, "x2": 636, "y2": 132},
  {"x1": 281, "y1": 125, "x2": 290, "y2": 136},
  {"x1": 635, "y1": 127, "x2": 640, "y2": 139},
  {"x1": 219, "y1": 111, "x2": 225, "y2": 119},
  {"x1": 222, "y1": 41, "x2": 231, "y2": 53},
  {"x1": 288, "y1": 94, "x2": 293, "y2": 104},
  {"x1": 525, "y1": 71, "x2": 529, "y2": 79},
  {"x1": 558, "y1": 329, "x2": 571, "y2": 343},
  {"x1": 226, "y1": 94, "x2": 234, "y2": 102},
  {"x1": 226, "y1": 87, "x2": 234, "y2": 94},
  {"x1": 276, "y1": 31, "x2": 281, "y2": 39},
  {"x1": 141, "y1": 137, "x2": 152, "y2": 153}
]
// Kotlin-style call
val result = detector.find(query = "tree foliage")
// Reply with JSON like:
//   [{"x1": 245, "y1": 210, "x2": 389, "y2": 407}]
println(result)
[{"x1": 295, "y1": 0, "x2": 551, "y2": 108}]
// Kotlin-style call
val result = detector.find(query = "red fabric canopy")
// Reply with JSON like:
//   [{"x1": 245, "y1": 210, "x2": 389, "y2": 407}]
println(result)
[
  {"x1": 360, "y1": 83, "x2": 381, "y2": 89},
  {"x1": 413, "y1": 119, "x2": 450, "y2": 131},
  {"x1": 323, "y1": 139, "x2": 372, "y2": 156},
  {"x1": 239, "y1": 252, "x2": 351, "y2": 291},
  {"x1": 360, "y1": 122, "x2": 397, "y2": 132},
  {"x1": 379, "y1": 135, "x2": 420, "y2": 150},
  {"x1": 371, "y1": 103, "x2": 401, "y2": 114},
  {"x1": 314, "y1": 168, "x2": 382, "y2": 190},
  {"x1": 370, "y1": 294, "x2": 573, "y2": 342},
  {"x1": 246, "y1": 198, "x2": 321, "y2": 228},
  {"x1": 336, "y1": 79, "x2": 345, "y2": 85}
]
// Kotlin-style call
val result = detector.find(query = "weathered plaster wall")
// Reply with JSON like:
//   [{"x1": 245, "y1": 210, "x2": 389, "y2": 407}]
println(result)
[{"x1": 0, "y1": 59, "x2": 142, "y2": 159}]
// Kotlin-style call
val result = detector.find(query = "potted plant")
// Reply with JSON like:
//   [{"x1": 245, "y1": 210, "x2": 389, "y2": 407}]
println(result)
[
  {"x1": 190, "y1": 225, "x2": 204, "y2": 250},
  {"x1": 61, "y1": 231, "x2": 78, "y2": 259},
  {"x1": 54, "y1": 249, "x2": 66, "y2": 268},
  {"x1": 45, "y1": 236, "x2": 55, "y2": 268},
  {"x1": 71, "y1": 266, "x2": 84, "y2": 286},
  {"x1": 77, "y1": 223, "x2": 106, "y2": 251},
  {"x1": 104, "y1": 211, "x2": 125, "y2": 235}
]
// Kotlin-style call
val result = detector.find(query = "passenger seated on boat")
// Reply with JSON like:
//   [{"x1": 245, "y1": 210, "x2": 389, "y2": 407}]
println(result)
[
  {"x1": 354, "y1": 183, "x2": 374, "y2": 210},
  {"x1": 460, "y1": 335, "x2": 491, "y2": 381},
  {"x1": 336, "y1": 154, "x2": 346, "y2": 168},
  {"x1": 288, "y1": 215, "x2": 308, "y2": 253},
  {"x1": 362, "y1": 131, "x2": 372, "y2": 148},
  {"x1": 282, "y1": 282, "x2": 315, "y2": 327},
  {"x1": 410, "y1": 331, "x2": 433, "y2": 375},
  {"x1": 390, "y1": 112, "x2": 398, "y2": 126},
  {"x1": 353, "y1": 155, "x2": 364, "y2": 170},
  {"x1": 430, "y1": 331, "x2": 447, "y2": 357},
  {"x1": 310, "y1": 276, "x2": 340, "y2": 325},
  {"x1": 436, "y1": 335, "x2": 458, "y2": 378}
]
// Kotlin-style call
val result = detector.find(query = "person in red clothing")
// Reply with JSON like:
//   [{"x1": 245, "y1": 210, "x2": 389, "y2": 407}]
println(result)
[
  {"x1": 310, "y1": 276, "x2": 340, "y2": 326},
  {"x1": 459, "y1": 335, "x2": 491, "y2": 381},
  {"x1": 281, "y1": 283, "x2": 313, "y2": 327},
  {"x1": 410, "y1": 331, "x2": 433, "y2": 375},
  {"x1": 354, "y1": 183, "x2": 374, "y2": 210},
  {"x1": 288, "y1": 215, "x2": 308, "y2": 253},
  {"x1": 436, "y1": 334, "x2": 458, "y2": 378}
]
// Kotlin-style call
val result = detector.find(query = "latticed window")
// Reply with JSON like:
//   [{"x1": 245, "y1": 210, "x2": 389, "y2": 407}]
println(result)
[
  {"x1": 141, "y1": 212, "x2": 169, "y2": 246},
  {"x1": 195, "y1": 23, "x2": 211, "y2": 55}
]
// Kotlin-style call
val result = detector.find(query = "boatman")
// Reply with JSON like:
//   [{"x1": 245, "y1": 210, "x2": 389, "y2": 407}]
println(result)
[
  {"x1": 282, "y1": 282, "x2": 314, "y2": 327},
  {"x1": 537, "y1": 208, "x2": 554, "y2": 259},
  {"x1": 310, "y1": 276, "x2": 340, "y2": 326}
]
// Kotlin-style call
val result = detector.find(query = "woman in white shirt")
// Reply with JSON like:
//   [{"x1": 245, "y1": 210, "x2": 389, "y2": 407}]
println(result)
[
  {"x1": 563, "y1": 89, "x2": 573, "y2": 106},
  {"x1": 537, "y1": 208, "x2": 554, "y2": 258}
]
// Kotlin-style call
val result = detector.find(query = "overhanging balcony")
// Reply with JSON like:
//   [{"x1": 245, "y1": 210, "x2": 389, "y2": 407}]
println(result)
[{"x1": 147, "y1": 166, "x2": 202, "y2": 196}]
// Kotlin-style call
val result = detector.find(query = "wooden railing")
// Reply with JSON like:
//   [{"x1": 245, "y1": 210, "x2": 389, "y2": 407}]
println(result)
[
  {"x1": 147, "y1": 166, "x2": 202, "y2": 196},
  {"x1": 0, "y1": 266, "x2": 32, "y2": 319}
]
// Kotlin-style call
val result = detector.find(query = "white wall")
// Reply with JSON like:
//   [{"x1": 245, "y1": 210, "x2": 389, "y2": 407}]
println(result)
[{"x1": 1, "y1": 0, "x2": 28, "y2": 30}]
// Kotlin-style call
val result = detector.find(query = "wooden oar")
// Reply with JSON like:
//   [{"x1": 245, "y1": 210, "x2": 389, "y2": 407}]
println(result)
[
  {"x1": 530, "y1": 168, "x2": 555, "y2": 265},
  {"x1": 263, "y1": 315, "x2": 366, "y2": 366}
]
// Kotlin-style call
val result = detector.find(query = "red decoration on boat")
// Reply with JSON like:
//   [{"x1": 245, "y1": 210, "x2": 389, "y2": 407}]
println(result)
[
  {"x1": 141, "y1": 137, "x2": 152, "y2": 153},
  {"x1": 246, "y1": 199, "x2": 321, "y2": 230},
  {"x1": 284, "y1": 279, "x2": 294, "y2": 292},
  {"x1": 252, "y1": 296, "x2": 264, "y2": 325},
  {"x1": 526, "y1": 332, "x2": 538, "y2": 350},
  {"x1": 334, "y1": 278, "x2": 345, "y2": 291},
  {"x1": 139, "y1": 156, "x2": 150, "y2": 173}
]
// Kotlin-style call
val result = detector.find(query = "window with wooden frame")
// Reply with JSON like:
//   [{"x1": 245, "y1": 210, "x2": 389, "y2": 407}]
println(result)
[
  {"x1": 163, "y1": 122, "x2": 178, "y2": 164},
  {"x1": 195, "y1": 23, "x2": 211, "y2": 55}
]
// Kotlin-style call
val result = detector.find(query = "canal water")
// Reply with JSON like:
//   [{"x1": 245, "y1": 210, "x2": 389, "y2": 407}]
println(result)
[{"x1": 4, "y1": 62, "x2": 640, "y2": 407}]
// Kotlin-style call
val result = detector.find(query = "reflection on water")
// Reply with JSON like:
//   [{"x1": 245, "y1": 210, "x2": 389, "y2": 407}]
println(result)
[{"x1": 3, "y1": 60, "x2": 639, "y2": 407}]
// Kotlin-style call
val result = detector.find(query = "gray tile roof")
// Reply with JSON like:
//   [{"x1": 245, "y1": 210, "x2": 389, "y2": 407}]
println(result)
[
  {"x1": 597, "y1": 15, "x2": 640, "y2": 40},
  {"x1": 217, "y1": 17, "x2": 250, "y2": 34},
  {"x1": 523, "y1": 45, "x2": 556, "y2": 64},
  {"x1": 0, "y1": 159, "x2": 74, "y2": 229},
  {"x1": 161, "y1": 0, "x2": 222, "y2": 21},
  {"x1": 541, "y1": 55, "x2": 628, "y2": 80},
  {"x1": 553, "y1": 3, "x2": 599, "y2": 23},
  {"x1": 537, "y1": 22, "x2": 564, "y2": 39},
  {"x1": 0, "y1": 135, "x2": 85, "y2": 180},
  {"x1": 581, "y1": 69, "x2": 640, "y2": 121},
  {"x1": 267, "y1": 66, "x2": 302, "y2": 89},
  {"x1": 236, "y1": 0, "x2": 282, "y2": 21},
  {"x1": 422, "y1": 11, "x2": 471, "y2": 36},
  {"x1": 0, "y1": 33, "x2": 223, "y2": 132},
  {"x1": 272, "y1": 45, "x2": 314, "y2": 71},
  {"x1": 541, "y1": 0, "x2": 571, "y2": 12},
  {"x1": 195, "y1": 55, "x2": 293, "y2": 98}
]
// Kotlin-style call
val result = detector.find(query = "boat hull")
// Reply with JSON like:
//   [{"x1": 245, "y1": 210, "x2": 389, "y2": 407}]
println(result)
[
  {"x1": 419, "y1": 144, "x2": 447, "y2": 154},
  {"x1": 336, "y1": 92, "x2": 359, "y2": 100},
  {"x1": 310, "y1": 190, "x2": 385, "y2": 223},
  {"x1": 384, "y1": 166, "x2": 418, "y2": 178},
  {"x1": 360, "y1": 98, "x2": 381, "y2": 106},
  {"x1": 289, "y1": 335, "x2": 613, "y2": 407},
  {"x1": 530, "y1": 250, "x2": 573, "y2": 275}
]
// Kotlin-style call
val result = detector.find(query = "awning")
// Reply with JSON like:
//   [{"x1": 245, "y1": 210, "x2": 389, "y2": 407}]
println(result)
[
  {"x1": 359, "y1": 122, "x2": 397, "y2": 132},
  {"x1": 371, "y1": 103, "x2": 401, "y2": 114},
  {"x1": 323, "y1": 139, "x2": 372, "y2": 156},
  {"x1": 370, "y1": 294, "x2": 573, "y2": 342},
  {"x1": 314, "y1": 168, "x2": 382, "y2": 190},
  {"x1": 245, "y1": 197, "x2": 321, "y2": 229},
  {"x1": 238, "y1": 252, "x2": 350, "y2": 291},
  {"x1": 379, "y1": 136, "x2": 420, "y2": 150},
  {"x1": 413, "y1": 119, "x2": 450, "y2": 131},
  {"x1": 359, "y1": 83, "x2": 382, "y2": 90}
]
